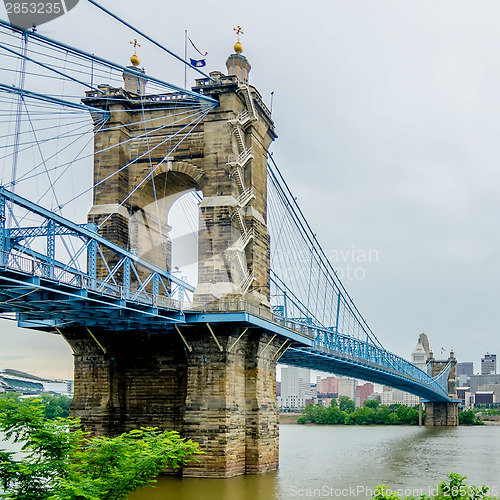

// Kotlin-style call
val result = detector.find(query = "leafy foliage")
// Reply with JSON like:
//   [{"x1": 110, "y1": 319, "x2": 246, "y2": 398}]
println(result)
[
  {"x1": 0, "y1": 393, "x2": 71, "y2": 420},
  {"x1": 299, "y1": 400, "x2": 423, "y2": 425},
  {"x1": 364, "y1": 399, "x2": 381, "y2": 409},
  {"x1": 0, "y1": 394, "x2": 82, "y2": 499},
  {"x1": 0, "y1": 395, "x2": 201, "y2": 500},
  {"x1": 338, "y1": 395, "x2": 356, "y2": 413},
  {"x1": 372, "y1": 472, "x2": 496, "y2": 499},
  {"x1": 458, "y1": 410, "x2": 484, "y2": 426}
]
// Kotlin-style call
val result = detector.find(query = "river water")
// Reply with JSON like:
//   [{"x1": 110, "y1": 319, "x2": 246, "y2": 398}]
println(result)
[
  {"x1": 129, "y1": 424, "x2": 500, "y2": 499},
  {"x1": 2, "y1": 425, "x2": 499, "y2": 499}
]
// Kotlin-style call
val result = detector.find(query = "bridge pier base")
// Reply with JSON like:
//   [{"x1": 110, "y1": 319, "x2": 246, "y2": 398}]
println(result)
[
  {"x1": 425, "y1": 402, "x2": 459, "y2": 426},
  {"x1": 65, "y1": 326, "x2": 280, "y2": 478},
  {"x1": 182, "y1": 328, "x2": 280, "y2": 477}
]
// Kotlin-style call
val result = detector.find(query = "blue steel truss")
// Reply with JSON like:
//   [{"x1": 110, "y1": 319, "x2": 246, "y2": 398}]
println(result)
[{"x1": 0, "y1": 186, "x2": 194, "y2": 329}]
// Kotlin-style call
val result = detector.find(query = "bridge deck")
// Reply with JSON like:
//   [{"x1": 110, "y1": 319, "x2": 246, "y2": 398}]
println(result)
[{"x1": 0, "y1": 261, "x2": 451, "y2": 402}]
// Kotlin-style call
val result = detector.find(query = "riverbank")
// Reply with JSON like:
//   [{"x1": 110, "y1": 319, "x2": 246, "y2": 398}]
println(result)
[
  {"x1": 479, "y1": 415, "x2": 500, "y2": 424},
  {"x1": 279, "y1": 413, "x2": 302, "y2": 424}
]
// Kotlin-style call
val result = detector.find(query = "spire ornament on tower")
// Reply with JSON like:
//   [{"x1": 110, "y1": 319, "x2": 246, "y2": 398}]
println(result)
[
  {"x1": 226, "y1": 26, "x2": 251, "y2": 83},
  {"x1": 130, "y1": 39, "x2": 141, "y2": 67},
  {"x1": 233, "y1": 26, "x2": 244, "y2": 54}
]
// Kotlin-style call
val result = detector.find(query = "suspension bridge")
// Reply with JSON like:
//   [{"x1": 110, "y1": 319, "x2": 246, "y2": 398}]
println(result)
[{"x1": 0, "y1": 5, "x2": 458, "y2": 478}]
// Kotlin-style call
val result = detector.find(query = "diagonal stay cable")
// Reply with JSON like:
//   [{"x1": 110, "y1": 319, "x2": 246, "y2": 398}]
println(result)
[
  {"x1": 62, "y1": 105, "x2": 213, "y2": 211},
  {"x1": 9, "y1": 105, "x2": 206, "y2": 188},
  {"x1": 97, "y1": 107, "x2": 211, "y2": 229}
]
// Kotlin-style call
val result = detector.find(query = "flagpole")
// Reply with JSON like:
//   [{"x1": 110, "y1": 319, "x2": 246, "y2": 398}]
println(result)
[{"x1": 184, "y1": 29, "x2": 188, "y2": 89}]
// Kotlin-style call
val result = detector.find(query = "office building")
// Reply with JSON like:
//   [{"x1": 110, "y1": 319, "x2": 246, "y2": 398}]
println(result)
[
  {"x1": 355, "y1": 382, "x2": 374, "y2": 407},
  {"x1": 481, "y1": 353, "x2": 497, "y2": 375},
  {"x1": 457, "y1": 362, "x2": 474, "y2": 378},
  {"x1": 338, "y1": 378, "x2": 356, "y2": 400},
  {"x1": 277, "y1": 366, "x2": 310, "y2": 409},
  {"x1": 318, "y1": 376, "x2": 339, "y2": 396}
]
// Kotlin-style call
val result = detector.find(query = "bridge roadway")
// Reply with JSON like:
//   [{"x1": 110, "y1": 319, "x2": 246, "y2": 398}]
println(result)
[{"x1": 0, "y1": 249, "x2": 451, "y2": 403}]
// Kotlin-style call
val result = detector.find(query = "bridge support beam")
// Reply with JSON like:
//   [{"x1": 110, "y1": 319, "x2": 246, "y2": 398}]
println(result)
[
  {"x1": 64, "y1": 327, "x2": 280, "y2": 478},
  {"x1": 424, "y1": 402, "x2": 459, "y2": 426}
]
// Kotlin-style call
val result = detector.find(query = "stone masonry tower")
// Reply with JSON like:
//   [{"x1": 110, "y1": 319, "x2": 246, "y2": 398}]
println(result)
[
  {"x1": 425, "y1": 349, "x2": 459, "y2": 426},
  {"x1": 193, "y1": 49, "x2": 276, "y2": 307},
  {"x1": 65, "y1": 34, "x2": 282, "y2": 478},
  {"x1": 84, "y1": 33, "x2": 275, "y2": 308}
]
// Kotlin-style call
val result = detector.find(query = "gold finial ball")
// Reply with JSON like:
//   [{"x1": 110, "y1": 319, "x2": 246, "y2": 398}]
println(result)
[
  {"x1": 131, "y1": 54, "x2": 140, "y2": 67},
  {"x1": 234, "y1": 41, "x2": 243, "y2": 54}
]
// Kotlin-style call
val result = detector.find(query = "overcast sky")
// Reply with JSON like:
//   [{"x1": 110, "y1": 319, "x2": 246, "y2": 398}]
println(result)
[{"x1": 1, "y1": 0, "x2": 500, "y2": 379}]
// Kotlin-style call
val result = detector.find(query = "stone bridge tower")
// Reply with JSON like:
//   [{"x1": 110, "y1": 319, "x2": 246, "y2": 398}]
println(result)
[
  {"x1": 65, "y1": 37, "x2": 283, "y2": 478},
  {"x1": 84, "y1": 40, "x2": 275, "y2": 309},
  {"x1": 425, "y1": 349, "x2": 459, "y2": 426}
]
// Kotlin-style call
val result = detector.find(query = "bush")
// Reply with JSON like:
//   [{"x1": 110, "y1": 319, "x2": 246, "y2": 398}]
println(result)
[
  {"x1": 0, "y1": 395, "x2": 201, "y2": 499},
  {"x1": 298, "y1": 402, "x2": 425, "y2": 426},
  {"x1": 459, "y1": 409, "x2": 483, "y2": 426},
  {"x1": 371, "y1": 472, "x2": 494, "y2": 499},
  {"x1": 0, "y1": 392, "x2": 72, "y2": 420},
  {"x1": 364, "y1": 399, "x2": 381, "y2": 409}
]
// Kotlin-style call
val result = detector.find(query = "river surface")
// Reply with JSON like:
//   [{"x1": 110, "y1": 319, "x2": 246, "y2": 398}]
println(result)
[
  {"x1": 2, "y1": 425, "x2": 499, "y2": 499},
  {"x1": 129, "y1": 424, "x2": 500, "y2": 499}
]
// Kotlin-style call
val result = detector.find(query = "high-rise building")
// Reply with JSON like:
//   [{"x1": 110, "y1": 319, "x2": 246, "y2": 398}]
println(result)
[
  {"x1": 457, "y1": 362, "x2": 474, "y2": 378},
  {"x1": 481, "y1": 353, "x2": 497, "y2": 375},
  {"x1": 468, "y1": 373, "x2": 500, "y2": 394},
  {"x1": 419, "y1": 333, "x2": 430, "y2": 357},
  {"x1": 411, "y1": 338, "x2": 427, "y2": 369},
  {"x1": 318, "y1": 376, "x2": 339, "y2": 395},
  {"x1": 355, "y1": 382, "x2": 374, "y2": 407},
  {"x1": 277, "y1": 366, "x2": 310, "y2": 409},
  {"x1": 338, "y1": 378, "x2": 356, "y2": 400}
]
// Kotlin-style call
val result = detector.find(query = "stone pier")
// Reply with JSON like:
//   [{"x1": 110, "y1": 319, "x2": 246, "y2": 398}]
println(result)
[
  {"x1": 65, "y1": 326, "x2": 281, "y2": 477},
  {"x1": 424, "y1": 401, "x2": 459, "y2": 426}
]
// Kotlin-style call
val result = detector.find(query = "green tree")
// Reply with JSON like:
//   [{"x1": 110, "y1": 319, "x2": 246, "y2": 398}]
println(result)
[
  {"x1": 349, "y1": 407, "x2": 376, "y2": 425},
  {"x1": 323, "y1": 406, "x2": 344, "y2": 424},
  {"x1": 404, "y1": 407, "x2": 419, "y2": 425},
  {"x1": 0, "y1": 392, "x2": 72, "y2": 420},
  {"x1": 338, "y1": 395, "x2": 355, "y2": 413},
  {"x1": 459, "y1": 409, "x2": 484, "y2": 426},
  {"x1": 0, "y1": 395, "x2": 201, "y2": 500},
  {"x1": 364, "y1": 399, "x2": 381, "y2": 409},
  {"x1": 374, "y1": 405, "x2": 391, "y2": 425},
  {"x1": 388, "y1": 412, "x2": 401, "y2": 425},
  {"x1": 396, "y1": 405, "x2": 408, "y2": 423}
]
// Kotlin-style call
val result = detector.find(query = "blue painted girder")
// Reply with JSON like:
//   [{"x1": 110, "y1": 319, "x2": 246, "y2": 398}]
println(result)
[
  {"x1": 279, "y1": 347, "x2": 451, "y2": 402},
  {"x1": 0, "y1": 268, "x2": 186, "y2": 331},
  {"x1": 0, "y1": 266, "x2": 451, "y2": 402},
  {"x1": 182, "y1": 311, "x2": 451, "y2": 403}
]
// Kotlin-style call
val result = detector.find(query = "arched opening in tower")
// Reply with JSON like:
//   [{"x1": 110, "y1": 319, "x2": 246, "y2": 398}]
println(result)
[
  {"x1": 168, "y1": 189, "x2": 202, "y2": 292},
  {"x1": 129, "y1": 165, "x2": 203, "y2": 301}
]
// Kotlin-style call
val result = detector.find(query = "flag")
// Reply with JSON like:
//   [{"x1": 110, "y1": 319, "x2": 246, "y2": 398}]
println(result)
[
  {"x1": 190, "y1": 58, "x2": 206, "y2": 68},
  {"x1": 188, "y1": 36, "x2": 208, "y2": 56}
]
